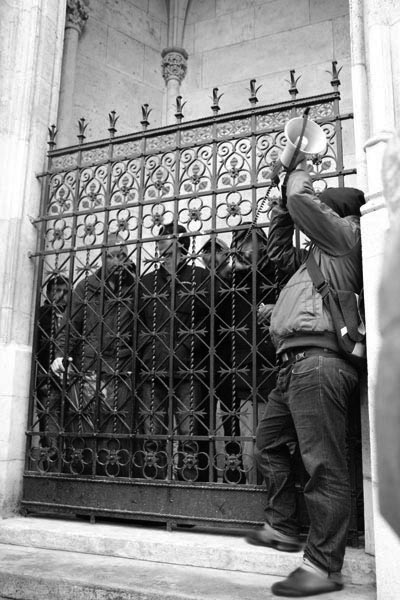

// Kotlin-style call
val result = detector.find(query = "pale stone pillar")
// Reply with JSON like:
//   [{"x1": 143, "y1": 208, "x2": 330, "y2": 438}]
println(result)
[
  {"x1": 368, "y1": 130, "x2": 400, "y2": 599},
  {"x1": 348, "y1": 0, "x2": 374, "y2": 558},
  {"x1": 349, "y1": 0, "x2": 400, "y2": 597},
  {"x1": 0, "y1": 0, "x2": 66, "y2": 516},
  {"x1": 349, "y1": 0, "x2": 370, "y2": 186},
  {"x1": 363, "y1": 0, "x2": 398, "y2": 199},
  {"x1": 57, "y1": 0, "x2": 89, "y2": 147},
  {"x1": 161, "y1": 47, "x2": 188, "y2": 125},
  {"x1": 376, "y1": 131, "x2": 400, "y2": 537}
]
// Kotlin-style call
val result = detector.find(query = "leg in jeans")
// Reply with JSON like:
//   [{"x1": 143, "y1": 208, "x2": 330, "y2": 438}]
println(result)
[
  {"x1": 63, "y1": 371, "x2": 96, "y2": 474},
  {"x1": 174, "y1": 378, "x2": 206, "y2": 481},
  {"x1": 288, "y1": 355, "x2": 358, "y2": 574},
  {"x1": 255, "y1": 366, "x2": 300, "y2": 537},
  {"x1": 239, "y1": 392, "x2": 265, "y2": 484},
  {"x1": 36, "y1": 380, "x2": 62, "y2": 471},
  {"x1": 97, "y1": 373, "x2": 132, "y2": 477},
  {"x1": 139, "y1": 378, "x2": 169, "y2": 479},
  {"x1": 218, "y1": 376, "x2": 246, "y2": 483}
]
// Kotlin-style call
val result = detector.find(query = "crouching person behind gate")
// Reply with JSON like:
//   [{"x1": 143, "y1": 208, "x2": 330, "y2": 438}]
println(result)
[
  {"x1": 136, "y1": 224, "x2": 210, "y2": 481},
  {"x1": 35, "y1": 275, "x2": 69, "y2": 469},
  {"x1": 246, "y1": 167, "x2": 365, "y2": 597},
  {"x1": 51, "y1": 234, "x2": 136, "y2": 477}
]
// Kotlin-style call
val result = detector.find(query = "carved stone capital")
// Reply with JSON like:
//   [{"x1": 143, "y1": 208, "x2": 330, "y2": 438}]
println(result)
[
  {"x1": 66, "y1": 0, "x2": 89, "y2": 34},
  {"x1": 161, "y1": 47, "x2": 188, "y2": 84}
]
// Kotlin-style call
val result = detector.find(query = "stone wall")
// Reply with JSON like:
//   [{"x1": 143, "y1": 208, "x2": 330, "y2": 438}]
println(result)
[
  {"x1": 182, "y1": 0, "x2": 352, "y2": 115},
  {"x1": 0, "y1": 0, "x2": 66, "y2": 515},
  {"x1": 70, "y1": 0, "x2": 168, "y2": 142},
  {"x1": 71, "y1": 0, "x2": 354, "y2": 148}
]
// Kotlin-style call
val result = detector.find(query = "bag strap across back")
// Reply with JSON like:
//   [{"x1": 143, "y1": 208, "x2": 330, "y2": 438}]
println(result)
[
  {"x1": 305, "y1": 251, "x2": 331, "y2": 302},
  {"x1": 306, "y1": 252, "x2": 364, "y2": 346}
]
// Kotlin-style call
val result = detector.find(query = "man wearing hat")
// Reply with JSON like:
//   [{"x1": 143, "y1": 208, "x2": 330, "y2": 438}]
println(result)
[
  {"x1": 247, "y1": 167, "x2": 365, "y2": 597},
  {"x1": 137, "y1": 224, "x2": 210, "y2": 481}
]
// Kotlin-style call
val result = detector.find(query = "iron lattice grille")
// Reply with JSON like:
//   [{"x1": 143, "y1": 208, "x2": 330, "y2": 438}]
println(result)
[{"x1": 23, "y1": 77, "x2": 360, "y2": 531}]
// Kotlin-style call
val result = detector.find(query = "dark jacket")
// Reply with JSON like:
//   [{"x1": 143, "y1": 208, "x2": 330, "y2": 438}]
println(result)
[
  {"x1": 268, "y1": 170, "x2": 364, "y2": 355},
  {"x1": 220, "y1": 267, "x2": 276, "y2": 369},
  {"x1": 215, "y1": 229, "x2": 277, "y2": 396},
  {"x1": 56, "y1": 263, "x2": 136, "y2": 372},
  {"x1": 37, "y1": 302, "x2": 66, "y2": 379},
  {"x1": 138, "y1": 263, "x2": 210, "y2": 377}
]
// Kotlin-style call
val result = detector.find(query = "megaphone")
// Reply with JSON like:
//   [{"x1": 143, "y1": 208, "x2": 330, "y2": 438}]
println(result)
[{"x1": 280, "y1": 116, "x2": 327, "y2": 168}]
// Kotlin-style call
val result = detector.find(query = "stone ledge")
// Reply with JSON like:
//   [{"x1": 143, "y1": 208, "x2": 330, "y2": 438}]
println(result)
[
  {"x1": 0, "y1": 516, "x2": 375, "y2": 586},
  {"x1": 0, "y1": 542, "x2": 376, "y2": 600}
]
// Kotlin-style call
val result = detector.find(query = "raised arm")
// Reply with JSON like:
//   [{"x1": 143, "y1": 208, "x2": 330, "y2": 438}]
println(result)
[
  {"x1": 286, "y1": 170, "x2": 360, "y2": 255},
  {"x1": 267, "y1": 202, "x2": 301, "y2": 276}
]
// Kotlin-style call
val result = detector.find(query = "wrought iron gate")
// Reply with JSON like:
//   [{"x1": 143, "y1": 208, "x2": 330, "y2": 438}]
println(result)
[{"x1": 22, "y1": 65, "x2": 362, "y2": 534}]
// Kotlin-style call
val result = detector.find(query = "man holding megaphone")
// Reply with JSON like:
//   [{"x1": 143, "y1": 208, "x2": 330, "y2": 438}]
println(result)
[{"x1": 246, "y1": 112, "x2": 365, "y2": 597}]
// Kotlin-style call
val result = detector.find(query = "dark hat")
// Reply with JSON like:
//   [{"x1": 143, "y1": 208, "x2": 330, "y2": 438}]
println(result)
[
  {"x1": 231, "y1": 225, "x2": 270, "y2": 270},
  {"x1": 319, "y1": 187, "x2": 365, "y2": 218},
  {"x1": 200, "y1": 237, "x2": 229, "y2": 253},
  {"x1": 159, "y1": 223, "x2": 190, "y2": 254},
  {"x1": 231, "y1": 225, "x2": 268, "y2": 248}
]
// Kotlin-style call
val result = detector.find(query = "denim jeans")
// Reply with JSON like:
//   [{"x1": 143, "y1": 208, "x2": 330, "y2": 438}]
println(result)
[
  {"x1": 64, "y1": 371, "x2": 132, "y2": 476},
  {"x1": 139, "y1": 378, "x2": 206, "y2": 480},
  {"x1": 255, "y1": 352, "x2": 359, "y2": 573}
]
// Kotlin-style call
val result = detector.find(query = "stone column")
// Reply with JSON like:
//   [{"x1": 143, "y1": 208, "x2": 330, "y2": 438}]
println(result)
[
  {"x1": 367, "y1": 131, "x2": 400, "y2": 600},
  {"x1": 0, "y1": 0, "x2": 66, "y2": 516},
  {"x1": 349, "y1": 0, "x2": 400, "y2": 598},
  {"x1": 161, "y1": 47, "x2": 188, "y2": 125},
  {"x1": 57, "y1": 0, "x2": 89, "y2": 147},
  {"x1": 376, "y1": 133, "x2": 400, "y2": 536},
  {"x1": 349, "y1": 0, "x2": 370, "y2": 186}
]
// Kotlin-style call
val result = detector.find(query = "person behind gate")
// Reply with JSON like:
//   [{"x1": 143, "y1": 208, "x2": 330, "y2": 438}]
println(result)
[
  {"x1": 136, "y1": 224, "x2": 210, "y2": 481},
  {"x1": 51, "y1": 233, "x2": 136, "y2": 476},
  {"x1": 224, "y1": 226, "x2": 277, "y2": 484},
  {"x1": 199, "y1": 236, "x2": 232, "y2": 483},
  {"x1": 36, "y1": 274, "x2": 69, "y2": 466},
  {"x1": 246, "y1": 166, "x2": 365, "y2": 597}
]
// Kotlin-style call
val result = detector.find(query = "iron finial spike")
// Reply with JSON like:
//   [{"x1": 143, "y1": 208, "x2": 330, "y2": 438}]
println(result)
[
  {"x1": 141, "y1": 103, "x2": 152, "y2": 130},
  {"x1": 285, "y1": 69, "x2": 301, "y2": 99},
  {"x1": 211, "y1": 87, "x2": 223, "y2": 114},
  {"x1": 248, "y1": 78, "x2": 262, "y2": 105},
  {"x1": 77, "y1": 117, "x2": 88, "y2": 144},
  {"x1": 47, "y1": 124, "x2": 57, "y2": 150},
  {"x1": 108, "y1": 110, "x2": 119, "y2": 138},
  {"x1": 175, "y1": 95, "x2": 187, "y2": 123},
  {"x1": 328, "y1": 60, "x2": 342, "y2": 89}
]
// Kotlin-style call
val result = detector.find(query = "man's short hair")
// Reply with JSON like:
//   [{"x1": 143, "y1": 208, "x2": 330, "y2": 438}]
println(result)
[
  {"x1": 231, "y1": 225, "x2": 270, "y2": 269},
  {"x1": 46, "y1": 275, "x2": 69, "y2": 297},
  {"x1": 106, "y1": 232, "x2": 128, "y2": 251}
]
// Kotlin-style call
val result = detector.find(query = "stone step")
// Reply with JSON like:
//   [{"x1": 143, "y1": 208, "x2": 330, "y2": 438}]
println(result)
[
  {"x1": 0, "y1": 542, "x2": 376, "y2": 600},
  {"x1": 0, "y1": 516, "x2": 375, "y2": 586}
]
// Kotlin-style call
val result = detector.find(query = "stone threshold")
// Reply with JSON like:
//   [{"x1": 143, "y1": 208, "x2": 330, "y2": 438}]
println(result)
[
  {"x1": 0, "y1": 515, "x2": 375, "y2": 586},
  {"x1": 0, "y1": 542, "x2": 376, "y2": 600}
]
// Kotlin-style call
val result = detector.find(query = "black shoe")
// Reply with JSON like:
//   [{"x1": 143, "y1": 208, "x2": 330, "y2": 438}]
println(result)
[
  {"x1": 271, "y1": 567, "x2": 344, "y2": 597},
  {"x1": 246, "y1": 523, "x2": 302, "y2": 552}
]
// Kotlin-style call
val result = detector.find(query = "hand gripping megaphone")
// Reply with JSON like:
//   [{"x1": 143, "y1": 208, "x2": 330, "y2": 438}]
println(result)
[
  {"x1": 280, "y1": 113, "x2": 327, "y2": 169},
  {"x1": 268, "y1": 109, "x2": 327, "y2": 185}
]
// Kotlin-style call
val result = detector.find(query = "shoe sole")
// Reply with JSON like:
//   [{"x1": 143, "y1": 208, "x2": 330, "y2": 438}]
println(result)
[
  {"x1": 271, "y1": 582, "x2": 343, "y2": 597},
  {"x1": 245, "y1": 534, "x2": 302, "y2": 553}
]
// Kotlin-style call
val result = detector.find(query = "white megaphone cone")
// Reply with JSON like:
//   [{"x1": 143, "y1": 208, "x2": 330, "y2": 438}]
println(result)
[{"x1": 280, "y1": 116, "x2": 327, "y2": 168}]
